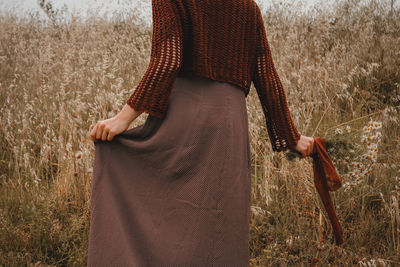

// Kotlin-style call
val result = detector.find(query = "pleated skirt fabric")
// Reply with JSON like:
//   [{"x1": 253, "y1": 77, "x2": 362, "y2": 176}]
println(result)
[{"x1": 87, "y1": 76, "x2": 252, "y2": 267}]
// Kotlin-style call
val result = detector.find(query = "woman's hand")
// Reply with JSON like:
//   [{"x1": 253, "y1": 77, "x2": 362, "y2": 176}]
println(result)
[
  {"x1": 90, "y1": 104, "x2": 143, "y2": 142},
  {"x1": 293, "y1": 135, "x2": 315, "y2": 158}
]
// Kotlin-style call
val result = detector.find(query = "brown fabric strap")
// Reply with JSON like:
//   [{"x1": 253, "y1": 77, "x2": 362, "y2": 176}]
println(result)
[{"x1": 311, "y1": 137, "x2": 344, "y2": 245}]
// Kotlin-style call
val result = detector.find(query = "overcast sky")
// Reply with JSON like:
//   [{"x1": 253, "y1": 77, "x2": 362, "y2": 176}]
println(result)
[
  {"x1": 0, "y1": 0, "x2": 327, "y2": 23},
  {"x1": 0, "y1": 0, "x2": 398, "y2": 25},
  {"x1": 0, "y1": 0, "x2": 150, "y2": 22}
]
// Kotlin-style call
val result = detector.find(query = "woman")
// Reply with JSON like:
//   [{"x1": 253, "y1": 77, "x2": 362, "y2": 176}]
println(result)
[{"x1": 87, "y1": 0, "x2": 314, "y2": 266}]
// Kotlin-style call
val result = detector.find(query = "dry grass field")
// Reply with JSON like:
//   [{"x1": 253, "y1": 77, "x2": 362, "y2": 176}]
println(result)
[{"x1": 0, "y1": 0, "x2": 399, "y2": 266}]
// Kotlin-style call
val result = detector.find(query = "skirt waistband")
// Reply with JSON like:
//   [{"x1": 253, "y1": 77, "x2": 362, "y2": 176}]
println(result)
[{"x1": 174, "y1": 75, "x2": 245, "y2": 96}]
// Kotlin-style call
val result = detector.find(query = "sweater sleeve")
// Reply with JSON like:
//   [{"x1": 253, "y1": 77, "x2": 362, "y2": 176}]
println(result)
[
  {"x1": 126, "y1": 0, "x2": 183, "y2": 119},
  {"x1": 252, "y1": 7, "x2": 301, "y2": 152}
]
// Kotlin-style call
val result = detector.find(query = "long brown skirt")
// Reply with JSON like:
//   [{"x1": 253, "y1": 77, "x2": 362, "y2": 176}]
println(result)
[{"x1": 87, "y1": 76, "x2": 252, "y2": 266}]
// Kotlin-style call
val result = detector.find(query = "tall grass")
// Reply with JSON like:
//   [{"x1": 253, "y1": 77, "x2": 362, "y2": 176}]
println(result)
[{"x1": 0, "y1": 0, "x2": 399, "y2": 265}]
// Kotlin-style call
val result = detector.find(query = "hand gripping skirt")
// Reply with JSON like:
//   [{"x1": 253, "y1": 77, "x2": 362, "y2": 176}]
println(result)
[{"x1": 87, "y1": 76, "x2": 252, "y2": 266}]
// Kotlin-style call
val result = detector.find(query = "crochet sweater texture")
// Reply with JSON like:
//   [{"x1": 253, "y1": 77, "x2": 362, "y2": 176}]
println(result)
[{"x1": 126, "y1": 0, "x2": 301, "y2": 152}]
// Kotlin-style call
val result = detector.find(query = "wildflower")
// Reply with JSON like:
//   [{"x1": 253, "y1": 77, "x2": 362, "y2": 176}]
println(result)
[
  {"x1": 345, "y1": 125, "x2": 351, "y2": 133},
  {"x1": 372, "y1": 121, "x2": 382, "y2": 129},
  {"x1": 351, "y1": 169, "x2": 360, "y2": 177},
  {"x1": 352, "y1": 162, "x2": 360, "y2": 168},
  {"x1": 343, "y1": 118, "x2": 382, "y2": 188},
  {"x1": 368, "y1": 143, "x2": 377, "y2": 151},
  {"x1": 335, "y1": 128, "x2": 343, "y2": 135},
  {"x1": 369, "y1": 120, "x2": 374, "y2": 127}
]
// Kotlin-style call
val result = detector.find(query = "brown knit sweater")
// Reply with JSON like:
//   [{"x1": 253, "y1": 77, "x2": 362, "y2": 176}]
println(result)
[{"x1": 126, "y1": 0, "x2": 301, "y2": 152}]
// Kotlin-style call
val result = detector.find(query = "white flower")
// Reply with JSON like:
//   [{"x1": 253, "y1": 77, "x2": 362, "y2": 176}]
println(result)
[
  {"x1": 351, "y1": 169, "x2": 361, "y2": 177},
  {"x1": 335, "y1": 128, "x2": 343, "y2": 135},
  {"x1": 369, "y1": 120, "x2": 382, "y2": 129},
  {"x1": 372, "y1": 121, "x2": 382, "y2": 129},
  {"x1": 367, "y1": 143, "x2": 378, "y2": 151}
]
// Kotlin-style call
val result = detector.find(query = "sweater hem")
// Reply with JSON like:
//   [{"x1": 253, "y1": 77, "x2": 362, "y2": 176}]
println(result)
[{"x1": 178, "y1": 71, "x2": 251, "y2": 97}]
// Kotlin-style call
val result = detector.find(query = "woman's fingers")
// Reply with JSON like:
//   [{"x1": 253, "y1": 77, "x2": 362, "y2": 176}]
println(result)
[
  {"x1": 101, "y1": 127, "x2": 109, "y2": 141},
  {"x1": 91, "y1": 118, "x2": 123, "y2": 142},
  {"x1": 302, "y1": 143, "x2": 308, "y2": 158},
  {"x1": 107, "y1": 130, "x2": 116, "y2": 141},
  {"x1": 96, "y1": 122, "x2": 104, "y2": 141},
  {"x1": 308, "y1": 138, "x2": 313, "y2": 157},
  {"x1": 307, "y1": 139, "x2": 313, "y2": 156},
  {"x1": 302, "y1": 144, "x2": 307, "y2": 158},
  {"x1": 90, "y1": 124, "x2": 98, "y2": 142},
  {"x1": 310, "y1": 138, "x2": 315, "y2": 155},
  {"x1": 297, "y1": 135, "x2": 315, "y2": 158},
  {"x1": 307, "y1": 138, "x2": 315, "y2": 157}
]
